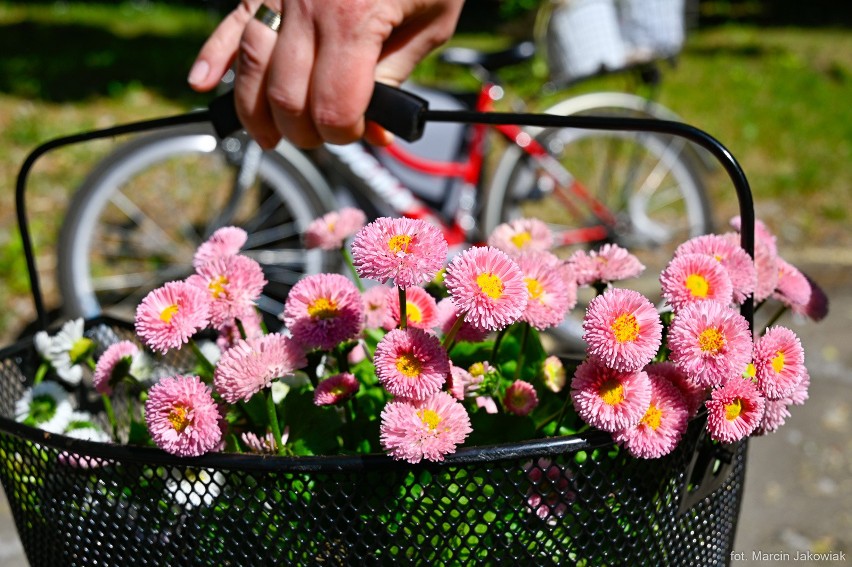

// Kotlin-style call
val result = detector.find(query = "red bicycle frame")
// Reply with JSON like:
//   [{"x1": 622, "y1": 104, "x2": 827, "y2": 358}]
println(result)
[{"x1": 378, "y1": 82, "x2": 616, "y2": 247}]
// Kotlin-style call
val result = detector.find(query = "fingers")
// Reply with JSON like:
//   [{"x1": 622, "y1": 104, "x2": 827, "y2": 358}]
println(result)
[
  {"x1": 264, "y1": 4, "x2": 322, "y2": 148},
  {"x1": 233, "y1": 1, "x2": 285, "y2": 148},
  {"x1": 188, "y1": 1, "x2": 261, "y2": 92}
]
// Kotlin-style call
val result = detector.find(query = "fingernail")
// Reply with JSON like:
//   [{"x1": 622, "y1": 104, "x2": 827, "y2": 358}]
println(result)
[{"x1": 188, "y1": 60, "x2": 209, "y2": 86}]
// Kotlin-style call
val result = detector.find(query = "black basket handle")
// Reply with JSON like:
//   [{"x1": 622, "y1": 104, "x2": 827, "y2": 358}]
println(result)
[{"x1": 15, "y1": 84, "x2": 754, "y2": 329}]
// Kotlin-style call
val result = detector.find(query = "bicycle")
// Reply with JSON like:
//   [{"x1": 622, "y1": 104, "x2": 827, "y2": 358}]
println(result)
[{"x1": 56, "y1": 6, "x2": 712, "y2": 345}]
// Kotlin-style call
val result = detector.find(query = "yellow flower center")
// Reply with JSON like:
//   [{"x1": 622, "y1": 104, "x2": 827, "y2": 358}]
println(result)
[
  {"x1": 599, "y1": 378, "x2": 625, "y2": 406},
  {"x1": 208, "y1": 275, "x2": 229, "y2": 298},
  {"x1": 510, "y1": 231, "x2": 532, "y2": 249},
  {"x1": 69, "y1": 338, "x2": 94, "y2": 364},
  {"x1": 396, "y1": 353, "x2": 422, "y2": 378},
  {"x1": 477, "y1": 273, "x2": 505, "y2": 300},
  {"x1": 698, "y1": 328, "x2": 726, "y2": 354},
  {"x1": 307, "y1": 297, "x2": 339, "y2": 320},
  {"x1": 407, "y1": 301, "x2": 423, "y2": 324},
  {"x1": 725, "y1": 398, "x2": 743, "y2": 421},
  {"x1": 160, "y1": 304, "x2": 179, "y2": 323},
  {"x1": 417, "y1": 408, "x2": 443, "y2": 431},
  {"x1": 641, "y1": 403, "x2": 663, "y2": 430},
  {"x1": 388, "y1": 234, "x2": 412, "y2": 255},
  {"x1": 168, "y1": 405, "x2": 191, "y2": 433},
  {"x1": 685, "y1": 273, "x2": 710, "y2": 298},
  {"x1": 771, "y1": 351, "x2": 786, "y2": 374},
  {"x1": 525, "y1": 277, "x2": 544, "y2": 302},
  {"x1": 611, "y1": 313, "x2": 640, "y2": 343},
  {"x1": 744, "y1": 362, "x2": 756, "y2": 379},
  {"x1": 469, "y1": 362, "x2": 485, "y2": 377}
]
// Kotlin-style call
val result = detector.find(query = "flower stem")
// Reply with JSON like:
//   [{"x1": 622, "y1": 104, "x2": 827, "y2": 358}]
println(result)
[
  {"x1": 442, "y1": 312, "x2": 466, "y2": 351},
  {"x1": 513, "y1": 323, "x2": 530, "y2": 381},
  {"x1": 491, "y1": 328, "x2": 508, "y2": 360},
  {"x1": 762, "y1": 304, "x2": 789, "y2": 332},
  {"x1": 101, "y1": 394, "x2": 119, "y2": 441},
  {"x1": 190, "y1": 340, "x2": 216, "y2": 379},
  {"x1": 342, "y1": 248, "x2": 364, "y2": 291},
  {"x1": 266, "y1": 391, "x2": 287, "y2": 456},
  {"x1": 33, "y1": 362, "x2": 49, "y2": 386},
  {"x1": 398, "y1": 287, "x2": 407, "y2": 329}
]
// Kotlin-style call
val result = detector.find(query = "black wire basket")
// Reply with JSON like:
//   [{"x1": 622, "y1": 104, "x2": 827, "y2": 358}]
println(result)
[{"x1": 3, "y1": 91, "x2": 756, "y2": 566}]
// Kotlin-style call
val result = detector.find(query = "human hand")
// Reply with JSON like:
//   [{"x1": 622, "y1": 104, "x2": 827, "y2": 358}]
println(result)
[{"x1": 188, "y1": 0, "x2": 464, "y2": 149}]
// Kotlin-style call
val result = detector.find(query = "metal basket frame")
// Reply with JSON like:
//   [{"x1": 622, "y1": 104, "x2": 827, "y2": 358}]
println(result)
[{"x1": 6, "y1": 96, "x2": 756, "y2": 566}]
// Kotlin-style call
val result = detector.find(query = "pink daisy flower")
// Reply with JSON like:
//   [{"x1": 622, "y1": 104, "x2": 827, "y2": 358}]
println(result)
[
  {"x1": 667, "y1": 301, "x2": 753, "y2": 389},
  {"x1": 787, "y1": 367, "x2": 810, "y2": 406},
  {"x1": 525, "y1": 458, "x2": 574, "y2": 524},
  {"x1": 379, "y1": 391, "x2": 472, "y2": 463},
  {"x1": 582, "y1": 288, "x2": 663, "y2": 372},
  {"x1": 487, "y1": 218, "x2": 553, "y2": 257},
  {"x1": 676, "y1": 233, "x2": 757, "y2": 305},
  {"x1": 362, "y1": 285, "x2": 391, "y2": 330},
  {"x1": 384, "y1": 285, "x2": 439, "y2": 330},
  {"x1": 283, "y1": 273, "x2": 364, "y2": 351},
  {"x1": 772, "y1": 258, "x2": 811, "y2": 309},
  {"x1": 570, "y1": 358, "x2": 653, "y2": 432},
  {"x1": 730, "y1": 216, "x2": 778, "y2": 256},
  {"x1": 705, "y1": 377, "x2": 766, "y2": 443},
  {"x1": 374, "y1": 327, "x2": 450, "y2": 400},
  {"x1": 724, "y1": 230, "x2": 778, "y2": 303},
  {"x1": 755, "y1": 399, "x2": 792, "y2": 435},
  {"x1": 145, "y1": 375, "x2": 222, "y2": 457},
  {"x1": 752, "y1": 326, "x2": 805, "y2": 400},
  {"x1": 193, "y1": 226, "x2": 247, "y2": 268},
  {"x1": 613, "y1": 373, "x2": 690, "y2": 459},
  {"x1": 791, "y1": 274, "x2": 829, "y2": 322},
  {"x1": 660, "y1": 253, "x2": 734, "y2": 312},
  {"x1": 443, "y1": 246, "x2": 528, "y2": 331},
  {"x1": 304, "y1": 207, "x2": 367, "y2": 250},
  {"x1": 314, "y1": 373, "x2": 360, "y2": 406},
  {"x1": 503, "y1": 380, "x2": 539, "y2": 416},
  {"x1": 516, "y1": 251, "x2": 578, "y2": 331},
  {"x1": 447, "y1": 364, "x2": 483, "y2": 401},
  {"x1": 351, "y1": 217, "x2": 448, "y2": 288},
  {"x1": 542, "y1": 355, "x2": 566, "y2": 393},
  {"x1": 435, "y1": 298, "x2": 490, "y2": 343},
  {"x1": 187, "y1": 254, "x2": 266, "y2": 329},
  {"x1": 644, "y1": 361, "x2": 706, "y2": 417},
  {"x1": 570, "y1": 244, "x2": 645, "y2": 287},
  {"x1": 92, "y1": 340, "x2": 139, "y2": 395},
  {"x1": 216, "y1": 308, "x2": 264, "y2": 352},
  {"x1": 214, "y1": 333, "x2": 307, "y2": 403},
  {"x1": 241, "y1": 430, "x2": 287, "y2": 454},
  {"x1": 135, "y1": 280, "x2": 210, "y2": 354}
]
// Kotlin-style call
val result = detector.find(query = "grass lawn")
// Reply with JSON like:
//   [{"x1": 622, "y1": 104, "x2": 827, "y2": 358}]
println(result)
[{"x1": 1, "y1": 1, "x2": 850, "y2": 340}]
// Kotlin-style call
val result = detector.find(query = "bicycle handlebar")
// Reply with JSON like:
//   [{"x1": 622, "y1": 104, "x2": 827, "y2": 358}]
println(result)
[{"x1": 208, "y1": 83, "x2": 430, "y2": 143}]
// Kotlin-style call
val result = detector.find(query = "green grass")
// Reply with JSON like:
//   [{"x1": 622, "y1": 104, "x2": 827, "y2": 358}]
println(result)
[{"x1": 1, "y1": 2, "x2": 850, "y2": 340}]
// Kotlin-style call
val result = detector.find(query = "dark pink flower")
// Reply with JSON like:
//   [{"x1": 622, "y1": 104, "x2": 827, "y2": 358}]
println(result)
[
  {"x1": 283, "y1": 273, "x2": 364, "y2": 351},
  {"x1": 571, "y1": 358, "x2": 652, "y2": 432},
  {"x1": 706, "y1": 377, "x2": 765, "y2": 443},
  {"x1": 374, "y1": 328, "x2": 450, "y2": 400},
  {"x1": 135, "y1": 281, "x2": 210, "y2": 354}
]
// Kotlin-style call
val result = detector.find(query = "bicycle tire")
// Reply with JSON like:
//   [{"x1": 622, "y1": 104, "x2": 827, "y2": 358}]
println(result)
[
  {"x1": 484, "y1": 104, "x2": 712, "y2": 348},
  {"x1": 57, "y1": 124, "x2": 337, "y2": 326}
]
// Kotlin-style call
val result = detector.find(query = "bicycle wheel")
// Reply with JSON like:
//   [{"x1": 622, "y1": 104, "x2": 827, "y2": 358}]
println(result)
[
  {"x1": 484, "y1": 107, "x2": 712, "y2": 347},
  {"x1": 58, "y1": 124, "x2": 337, "y2": 326}
]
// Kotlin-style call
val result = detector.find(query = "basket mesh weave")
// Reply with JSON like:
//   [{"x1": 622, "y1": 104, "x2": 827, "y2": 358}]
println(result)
[{"x1": 0, "y1": 319, "x2": 745, "y2": 566}]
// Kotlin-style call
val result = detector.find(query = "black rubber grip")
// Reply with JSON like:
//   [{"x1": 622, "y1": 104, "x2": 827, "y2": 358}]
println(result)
[{"x1": 208, "y1": 83, "x2": 429, "y2": 142}]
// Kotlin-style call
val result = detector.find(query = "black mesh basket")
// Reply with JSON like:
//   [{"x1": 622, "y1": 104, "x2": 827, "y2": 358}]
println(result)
[{"x1": 5, "y1": 91, "x2": 756, "y2": 566}]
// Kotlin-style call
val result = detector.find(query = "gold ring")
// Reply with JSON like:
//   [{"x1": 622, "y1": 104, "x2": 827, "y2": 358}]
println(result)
[{"x1": 253, "y1": 4, "x2": 282, "y2": 33}]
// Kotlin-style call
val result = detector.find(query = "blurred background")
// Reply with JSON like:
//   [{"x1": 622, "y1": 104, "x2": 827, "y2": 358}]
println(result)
[{"x1": 0, "y1": 1, "x2": 850, "y2": 565}]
